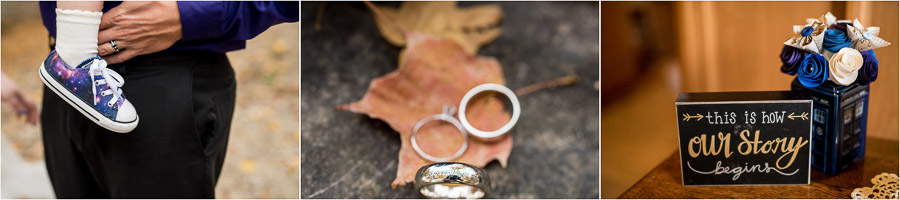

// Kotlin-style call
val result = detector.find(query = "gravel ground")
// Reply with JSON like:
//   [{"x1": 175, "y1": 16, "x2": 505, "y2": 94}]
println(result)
[{"x1": 0, "y1": 2, "x2": 299, "y2": 198}]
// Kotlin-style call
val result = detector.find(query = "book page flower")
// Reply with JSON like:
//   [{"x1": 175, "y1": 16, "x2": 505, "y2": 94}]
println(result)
[
  {"x1": 810, "y1": 12, "x2": 836, "y2": 27},
  {"x1": 847, "y1": 19, "x2": 891, "y2": 52},
  {"x1": 823, "y1": 29, "x2": 852, "y2": 52},
  {"x1": 828, "y1": 48, "x2": 864, "y2": 85},
  {"x1": 780, "y1": 45, "x2": 809, "y2": 75},
  {"x1": 857, "y1": 50, "x2": 879, "y2": 86},
  {"x1": 805, "y1": 16, "x2": 829, "y2": 53},
  {"x1": 784, "y1": 21, "x2": 826, "y2": 53},
  {"x1": 798, "y1": 53, "x2": 829, "y2": 87}
]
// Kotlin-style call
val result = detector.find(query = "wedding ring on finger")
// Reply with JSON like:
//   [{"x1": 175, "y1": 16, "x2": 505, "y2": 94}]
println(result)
[
  {"x1": 411, "y1": 104, "x2": 468, "y2": 163},
  {"x1": 110, "y1": 40, "x2": 120, "y2": 53},
  {"x1": 415, "y1": 162, "x2": 490, "y2": 199},
  {"x1": 458, "y1": 83, "x2": 521, "y2": 140}
]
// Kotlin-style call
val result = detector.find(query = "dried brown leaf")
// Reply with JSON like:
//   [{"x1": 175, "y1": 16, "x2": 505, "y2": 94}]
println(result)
[
  {"x1": 370, "y1": 2, "x2": 503, "y2": 54},
  {"x1": 338, "y1": 32, "x2": 513, "y2": 188}
]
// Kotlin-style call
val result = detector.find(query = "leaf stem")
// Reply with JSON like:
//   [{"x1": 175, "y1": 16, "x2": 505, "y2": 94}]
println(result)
[{"x1": 515, "y1": 74, "x2": 579, "y2": 96}]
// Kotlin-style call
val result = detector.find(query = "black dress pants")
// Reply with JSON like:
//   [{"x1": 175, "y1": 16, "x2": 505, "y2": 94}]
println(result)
[{"x1": 40, "y1": 50, "x2": 236, "y2": 198}]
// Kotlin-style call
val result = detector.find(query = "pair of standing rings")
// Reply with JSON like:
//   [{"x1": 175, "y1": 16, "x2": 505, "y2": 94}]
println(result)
[{"x1": 410, "y1": 83, "x2": 521, "y2": 162}]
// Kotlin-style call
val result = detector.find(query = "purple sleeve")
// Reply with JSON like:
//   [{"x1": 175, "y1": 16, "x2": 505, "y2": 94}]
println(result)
[{"x1": 177, "y1": 1, "x2": 299, "y2": 42}]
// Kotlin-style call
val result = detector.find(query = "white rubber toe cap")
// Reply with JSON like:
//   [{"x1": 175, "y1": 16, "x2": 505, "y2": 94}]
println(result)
[{"x1": 115, "y1": 100, "x2": 137, "y2": 122}]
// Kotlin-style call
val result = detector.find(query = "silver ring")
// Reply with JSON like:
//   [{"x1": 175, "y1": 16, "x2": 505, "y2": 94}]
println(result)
[
  {"x1": 411, "y1": 105, "x2": 468, "y2": 162},
  {"x1": 110, "y1": 40, "x2": 120, "y2": 53},
  {"x1": 457, "y1": 83, "x2": 521, "y2": 139},
  {"x1": 415, "y1": 162, "x2": 490, "y2": 199}
]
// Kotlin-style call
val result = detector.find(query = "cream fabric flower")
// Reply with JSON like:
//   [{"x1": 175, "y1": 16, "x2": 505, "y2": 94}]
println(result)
[{"x1": 828, "y1": 48, "x2": 864, "y2": 85}]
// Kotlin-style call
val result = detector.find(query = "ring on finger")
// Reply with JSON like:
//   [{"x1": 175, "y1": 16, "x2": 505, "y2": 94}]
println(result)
[{"x1": 110, "y1": 40, "x2": 120, "y2": 53}]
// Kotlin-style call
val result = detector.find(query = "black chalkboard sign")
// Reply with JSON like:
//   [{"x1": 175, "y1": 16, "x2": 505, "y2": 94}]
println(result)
[{"x1": 676, "y1": 91, "x2": 813, "y2": 185}]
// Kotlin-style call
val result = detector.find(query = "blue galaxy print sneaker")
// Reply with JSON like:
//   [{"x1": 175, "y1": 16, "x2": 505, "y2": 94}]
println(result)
[{"x1": 38, "y1": 50, "x2": 138, "y2": 133}]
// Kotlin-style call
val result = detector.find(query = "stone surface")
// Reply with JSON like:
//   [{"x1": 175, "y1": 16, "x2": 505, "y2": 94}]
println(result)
[{"x1": 301, "y1": 2, "x2": 599, "y2": 198}]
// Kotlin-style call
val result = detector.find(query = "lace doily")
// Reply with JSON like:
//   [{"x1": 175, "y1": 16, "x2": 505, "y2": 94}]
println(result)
[{"x1": 851, "y1": 172, "x2": 899, "y2": 199}]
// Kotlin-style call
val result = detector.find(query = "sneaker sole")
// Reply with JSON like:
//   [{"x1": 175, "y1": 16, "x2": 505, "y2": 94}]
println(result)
[{"x1": 39, "y1": 62, "x2": 138, "y2": 133}]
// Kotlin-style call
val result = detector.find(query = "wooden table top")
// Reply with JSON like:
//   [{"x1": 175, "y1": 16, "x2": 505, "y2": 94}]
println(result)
[{"x1": 619, "y1": 137, "x2": 899, "y2": 198}]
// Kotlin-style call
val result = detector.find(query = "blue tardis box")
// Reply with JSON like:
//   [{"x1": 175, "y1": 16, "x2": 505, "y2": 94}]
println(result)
[{"x1": 790, "y1": 77, "x2": 868, "y2": 175}]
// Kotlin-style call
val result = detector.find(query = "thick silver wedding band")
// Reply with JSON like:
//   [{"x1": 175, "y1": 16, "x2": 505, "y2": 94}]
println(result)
[
  {"x1": 411, "y1": 105, "x2": 468, "y2": 162},
  {"x1": 110, "y1": 40, "x2": 120, "y2": 53},
  {"x1": 415, "y1": 162, "x2": 490, "y2": 199}
]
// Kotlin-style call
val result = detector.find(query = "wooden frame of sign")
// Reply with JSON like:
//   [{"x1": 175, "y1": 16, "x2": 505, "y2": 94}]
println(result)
[{"x1": 676, "y1": 91, "x2": 813, "y2": 185}]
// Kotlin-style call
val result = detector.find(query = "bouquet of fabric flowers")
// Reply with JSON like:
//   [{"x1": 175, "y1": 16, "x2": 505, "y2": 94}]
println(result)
[{"x1": 780, "y1": 12, "x2": 891, "y2": 87}]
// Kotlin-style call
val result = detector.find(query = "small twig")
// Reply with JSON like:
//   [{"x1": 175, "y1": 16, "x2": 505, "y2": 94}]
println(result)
[
  {"x1": 314, "y1": 2, "x2": 326, "y2": 31},
  {"x1": 364, "y1": 1, "x2": 407, "y2": 38},
  {"x1": 515, "y1": 74, "x2": 578, "y2": 96}
]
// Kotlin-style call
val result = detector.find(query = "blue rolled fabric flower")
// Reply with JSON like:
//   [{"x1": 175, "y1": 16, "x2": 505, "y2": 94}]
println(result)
[
  {"x1": 798, "y1": 54, "x2": 829, "y2": 87},
  {"x1": 857, "y1": 50, "x2": 879, "y2": 85},
  {"x1": 780, "y1": 45, "x2": 808, "y2": 75},
  {"x1": 823, "y1": 29, "x2": 852, "y2": 52}
]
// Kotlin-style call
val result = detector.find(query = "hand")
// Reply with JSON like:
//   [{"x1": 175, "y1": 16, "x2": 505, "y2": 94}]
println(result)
[
  {"x1": 97, "y1": 1, "x2": 183, "y2": 64},
  {"x1": 1, "y1": 72, "x2": 39, "y2": 125}
]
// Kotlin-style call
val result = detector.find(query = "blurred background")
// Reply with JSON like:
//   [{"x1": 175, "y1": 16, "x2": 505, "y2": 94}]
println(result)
[
  {"x1": 601, "y1": 1, "x2": 898, "y2": 198},
  {"x1": 0, "y1": 2, "x2": 298, "y2": 198}
]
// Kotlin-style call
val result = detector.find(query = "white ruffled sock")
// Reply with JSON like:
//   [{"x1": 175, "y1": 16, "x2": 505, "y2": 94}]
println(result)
[{"x1": 55, "y1": 8, "x2": 102, "y2": 66}]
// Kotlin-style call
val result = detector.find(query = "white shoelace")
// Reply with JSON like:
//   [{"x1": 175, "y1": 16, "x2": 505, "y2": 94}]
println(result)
[{"x1": 87, "y1": 59, "x2": 124, "y2": 107}]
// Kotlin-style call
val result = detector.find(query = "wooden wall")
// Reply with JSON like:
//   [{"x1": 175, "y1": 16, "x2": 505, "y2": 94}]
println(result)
[
  {"x1": 675, "y1": 1, "x2": 898, "y2": 140},
  {"x1": 600, "y1": 2, "x2": 678, "y2": 106}
]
